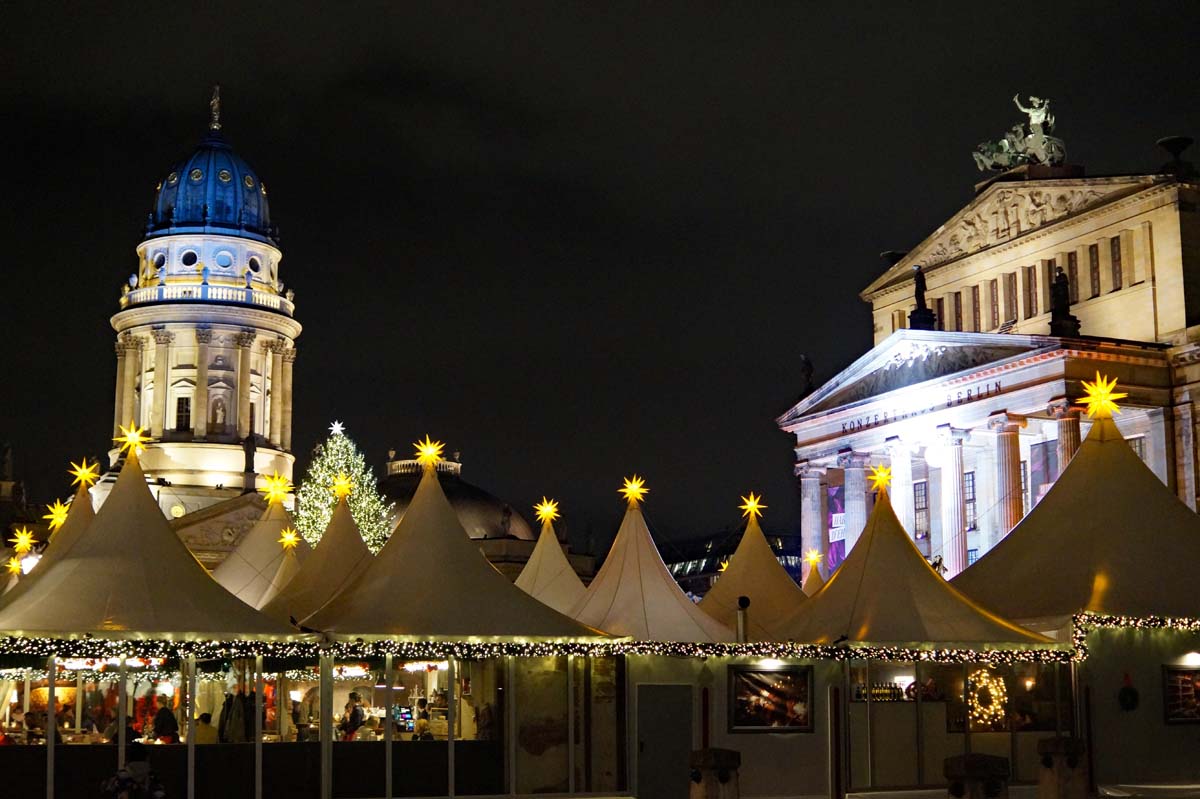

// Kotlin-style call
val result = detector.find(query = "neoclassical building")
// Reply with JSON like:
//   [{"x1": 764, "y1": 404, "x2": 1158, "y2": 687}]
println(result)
[
  {"x1": 93, "y1": 92, "x2": 301, "y2": 517},
  {"x1": 778, "y1": 140, "x2": 1200, "y2": 580}
]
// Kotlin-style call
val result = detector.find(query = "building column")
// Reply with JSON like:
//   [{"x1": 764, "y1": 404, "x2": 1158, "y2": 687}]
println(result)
[
  {"x1": 119, "y1": 335, "x2": 140, "y2": 430},
  {"x1": 281, "y1": 347, "x2": 296, "y2": 451},
  {"x1": 150, "y1": 329, "x2": 175, "y2": 438},
  {"x1": 988, "y1": 412, "x2": 1026, "y2": 540},
  {"x1": 113, "y1": 340, "x2": 128, "y2": 437},
  {"x1": 236, "y1": 330, "x2": 257, "y2": 441},
  {"x1": 838, "y1": 451, "x2": 870, "y2": 554},
  {"x1": 886, "y1": 436, "x2": 914, "y2": 536},
  {"x1": 194, "y1": 328, "x2": 212, "y2": 439},
  {"x1": 1049, "y1": 398, "x2": 1081, "y2": 479},
  {"x1": 268, "y1": 341, "x2": 284, "y2": 447},
  {"x1": 939, "y1": 425, "x2": 969, "y2": 579},
  {"x1": 1173, "y1": 394, "x2": 1197, "y2": 511},
  {"x1": 798, "y1": 465, "x2": 828, "y2": 579}
]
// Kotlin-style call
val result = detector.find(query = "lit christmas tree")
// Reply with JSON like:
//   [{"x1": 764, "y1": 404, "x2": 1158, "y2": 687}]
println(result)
[{"x1": 294, "y1": 421, "x2": 394, "y2": 552}]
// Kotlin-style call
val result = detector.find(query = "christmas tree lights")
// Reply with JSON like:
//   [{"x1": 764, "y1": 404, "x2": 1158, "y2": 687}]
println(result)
[{"x1": 293, "y1": 423, "x2": 393, "y2": 552}]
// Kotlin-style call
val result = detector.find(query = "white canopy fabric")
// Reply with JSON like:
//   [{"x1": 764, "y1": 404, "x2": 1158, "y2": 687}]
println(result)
[
  {"x1": 515, "y1": 519, "x2": 587, "y2": 615},
  {"x1": 0, "y1": 452, "x2": 292, "y2": 638},
  {"x1": 213, "y1": 502, "x2": 312, "y2": 610},
  {"x1": 570, "y1": 504, "x2": 734, "y2": 642},
  {"x1": 801, "y1": 564, "x2": 826, "y2": 597},
  {"x1": 953, "y1": 416, "x2": 1200, "y2": 620},
  {"x1": 698, "y1": 515, "x2": 806, "y2": 640},
  {"x1": 40, "y1": 483, "x2": 96, "y2": 567},
  {"x1": 261, "y1": 496, "x2": 371, "y2": 625},
  {"x1": 306, "y1": 467, "x2": 601, "y2": 638},
  {"x1": 777, "y1": 488, "x2": 1048, "y2": 646}
]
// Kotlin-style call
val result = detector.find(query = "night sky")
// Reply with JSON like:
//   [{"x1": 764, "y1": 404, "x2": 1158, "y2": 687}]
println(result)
[{"x1": 4, "y1": 2, "x2": 1199, "y2": 553}]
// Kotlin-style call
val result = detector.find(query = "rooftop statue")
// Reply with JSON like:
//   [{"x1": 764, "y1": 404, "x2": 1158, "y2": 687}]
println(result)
[{"x1": 973, "y1": 94, "x2": 1066, "y2": 171}]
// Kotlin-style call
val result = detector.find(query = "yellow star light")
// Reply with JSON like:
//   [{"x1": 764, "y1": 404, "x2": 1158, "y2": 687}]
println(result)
[
  {"x1": 5, "y1": 557, "x2": 20, "y2": 576},
  {"x1": 739, "y1": 491, "x2": 766, "y2": 519},
  {"x1": 8, "y1": 527, "x2": 36, "y2": 555},
  {"x1": 330, "y1": 473, "x2": 354, "y2": 499},
  {"x1": 534, "y1": 497, "x2": 560, "y2": 524},
  {"x1": 259, "y1": 472, "x2": 293, "y2": 505},
  {"x1": 114, "y1": 422, "x2": 153, "y2": 456},
  {"x1": 718, "y1": 558, "x2": 730, "y2": 572},
  {"x1": 804, "y1": 549, "x2": 823, "y2": 567},
  {"x1": 413, "y1": 435, "x2": 445, "y2": 468},
  {"x1": 43, "y1": 499, "x2": 70, "y2": 532},
  {"x1": 278, "y1": 527, "x2": 301, "y2": 551},
  {"x1": 868, "y1": 464, "x2": 892, "y2": 493},
  {"x1": 1077, "y1": 371, "x2": 1127, "y2": 419},
  {"x1": 619, "y1": 475, "x2": 649, "y2": 506},
  {"x1": 69, "y1": 458, "x2": 100, "y2": 488}
]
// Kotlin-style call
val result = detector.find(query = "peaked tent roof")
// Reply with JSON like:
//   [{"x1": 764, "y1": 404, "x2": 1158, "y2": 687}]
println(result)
[
  {"x1": 698, "y1": 514, "x2": 806, "y2": 640},
  {"x1": 24, "y1": 482, "x2": 95, "y2": 580},
  {"x1": 570, "y1": 504, "x2": 735, "y2": 642},
  {"x1": 306, "y1": 467, "x2": 601, "y2": 638},
  {"x1": 515, "y1": 518, "x2": 587, "y2": 615},
  {"x1": 261, "y1": 497, "x2": 372, "y2": 625},
  {"x1": 801, "y1": 564, "x2": 826, "y2": 597},
  {"x1": 213, "y1": 502, "x2": 312, "y2": 610},
  {"x1": 953, "y1": 417, "x2": 1200, "y2": 620},
  {"x1": 0, "y1": 452, "x2": 292, "y2": 638},
  {"x1": 777, "y1": 488, "x2": 1048, "y2": 646}
]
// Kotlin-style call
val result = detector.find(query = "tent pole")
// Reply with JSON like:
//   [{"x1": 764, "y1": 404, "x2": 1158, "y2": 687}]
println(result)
[
  {"x1": 507, "y1": 657, "x2": 517, "y2": 796},
  {"x1": 187, "y1": 656, "x2": 197, "y2": 799},
  {"x1": 914, "y1": 661, "x2": 924, "y2": 786},
  {"x1": 74, "y1": 671, "x2": 83, "y2": 732},
  {"x1": 962, "y1": 663, "x2": 971, "y2": 754},
  {"x1": 320, "y1": 654, "x2": 333, "y2": 799},
  {"x1": 46, "y1": 654, "x2": 56, "y2": 799},
  {"x1": 864, "y1": 659, "x2": 873, "y2": 789},
  {"x1": 23, "y1": 673, "x2": 31, "y2": 713},
  {"x1": 255, "y1": 655, "x2": 264, "y2": 799},
  {"x1": 567, "y1": 655, "x2": 576, "y2": 794},
  {"x1": 384, "y1": 654, "x2": 393, "y2": 799},
  {"x1": 118, "y1": 659, "x2": 128, "y2": 770},
  {"x1": 447, "y1": 657, "x2": 457, "y2": 798}
]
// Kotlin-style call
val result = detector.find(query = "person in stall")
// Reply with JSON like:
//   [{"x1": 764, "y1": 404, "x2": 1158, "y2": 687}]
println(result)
[
  {"x1": 338, "y1": 692, "x2": 365, "y2": 741},
  {"x1": 192, "y1": 713, "x2": 218, "y2": 744},
  {"x1": 151, "y1": 694, "x2": 179, "y2": 743}
]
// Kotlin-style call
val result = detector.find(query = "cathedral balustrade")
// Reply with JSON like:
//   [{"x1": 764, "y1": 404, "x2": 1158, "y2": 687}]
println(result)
[{"x1": 120, "y1": 283, "x2": 294, "y2": 316}]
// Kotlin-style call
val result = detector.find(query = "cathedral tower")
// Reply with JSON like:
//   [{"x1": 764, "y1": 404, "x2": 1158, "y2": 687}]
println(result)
[{"x1": 94, "y1": 89, "x2": 301, "y2": 516}]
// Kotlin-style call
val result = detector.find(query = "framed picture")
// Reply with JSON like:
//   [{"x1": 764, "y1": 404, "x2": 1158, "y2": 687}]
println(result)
[
  {"x1": 728, "y1": 665, "x2": 813, "y2": 733},
  {"x1": 1162, "y1": 666, "x2": 1200, "y2": 724}
]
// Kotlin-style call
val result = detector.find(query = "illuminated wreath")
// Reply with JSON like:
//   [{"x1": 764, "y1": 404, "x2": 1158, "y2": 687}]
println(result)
[{"x1": 967, "y1": 669, "x2": 1008, "y2": 727}]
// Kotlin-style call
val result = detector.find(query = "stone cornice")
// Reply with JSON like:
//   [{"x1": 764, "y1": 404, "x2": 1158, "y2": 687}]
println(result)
[{"x1": 112, "y1": 304, "x2": 302, "y2": 339}]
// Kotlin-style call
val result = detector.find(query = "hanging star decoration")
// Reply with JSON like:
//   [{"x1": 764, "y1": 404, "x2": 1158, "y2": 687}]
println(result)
[
  {"x1": 739, "y1": 491, "x2": 766, "y2": 519},
  {"x1": 69, "y1": 458, "x2": 99, "y2": 488},
  {"x1": 1077, "y1": 372, "x2": 1127, "y2": 419},
  {"x1": 620, "y1": 475, "x2": 649, "y2": 506},
  {"x1": 5, "y1": 557, "x2": 20, "y2": 576},
  {"x1": 277, "y1": 527, "x2": 301, "y2": 551},
  {"x1": 868, "y1": 464, "x2": 892, "y2": 493},
  {"x1": 534, "y1": 497, "x2": 560, "y2": 524},
  {"x1": 330, "y1": 473, "x2": 354, "y2": 499},
  {"x1": 413, "y1": 435, "x2": 445, "y2": 468},
  {"x1": 8, "y1": 527, "x2": 36, "y2": 555},
  {"x1": 329, "y1": 420, "x2": 346, "y2": 436},
  {"x1": 43, "y1": 499, "x2": 70, "y2": 532},
  {"x1": 804, "y1": 549, "x2": 823, "y2": 568},
  {"x1": 114, "y1": 422, "x2": 152, "y2": 456},
  {"x1": 258, "y1": 472, "x2": 293, "y2": 505}
]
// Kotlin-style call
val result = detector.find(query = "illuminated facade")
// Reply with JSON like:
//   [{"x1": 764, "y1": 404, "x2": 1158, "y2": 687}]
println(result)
[
  {"x1": 779, "y1": 154, "x2": 1200, "y2": 580},
  {"x1": 92, "y1": 93, "x2": 301, "y2": 517}
]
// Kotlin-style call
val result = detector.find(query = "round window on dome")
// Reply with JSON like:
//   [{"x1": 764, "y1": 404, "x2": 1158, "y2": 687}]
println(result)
[
  {"x1": 153, "y1": 253, "x2": 167, "y2": 269},
  {"x1": 167, "y1": 172, "x2": 179, "y2": 185},
  {"x1": 189, "y1": 168, "x2": 203, "y2": 182},
  {"x1": 243, "y1": 175, "x2": 255, "y2": 189},
  {"x1": 181, "y1": 251, "x2": 199, "y2": 267},
  {"x1": 215, "y1": 251, "x2": 234, "y2": 268},
  {"x1": 248, "y1": 256, "x2": 262, "y2": 273},
  {"x1": 218, "y1": 169, "x2": 232, "y2": 183}
]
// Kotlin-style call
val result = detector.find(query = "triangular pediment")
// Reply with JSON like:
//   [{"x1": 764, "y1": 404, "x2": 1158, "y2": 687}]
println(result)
[
  {"x1": 777, "y1": 329, "x2": 1053, "y2": 425},
  {"x1": 863, "y1": 175, "x2": 1161, "y2": 297}
]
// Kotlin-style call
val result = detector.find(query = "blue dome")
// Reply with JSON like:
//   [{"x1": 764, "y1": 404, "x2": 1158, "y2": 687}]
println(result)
[{"x1": 146, "y1": 128, "x2": 276, "y2": 245}]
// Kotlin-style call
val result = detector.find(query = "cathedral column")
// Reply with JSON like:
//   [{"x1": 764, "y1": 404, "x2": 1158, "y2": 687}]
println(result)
[
  {"x1": 988, "y1": 412, "x2": 1026, "y2": 539},
  {"x1": 838, "y1": 451, "x2": 870, "y2": 554},
  {"x1": 939, "y1": 425, "x2": 969, "y2": 579},
  {"x1": 1174, "y1": 396, "x2": 1197, "y2": 511},
  {"x1": 886, "y1": 436, "x2": 914, "y2": 536},
  {"x1": 119, "y1": 336, "x2": 140, "y2": 430},
  {"x1": 194, "y1": 328, "x2": 212, "y2": 439},
  {"x1": 1049, "y1": 398, "x2": 1081, "y2": 479},
  {"x1": 235, "y1": 330, "x2": 256, "y2": 441},
  {"x1": 269, "y1": 341, "x2": 284, "y2": 447},
  {"x1": 113, "y1": 339, "x2": 129, "y2": 437},
  {"x1": 798, "y1": 465, "x2": 828, "y2": 579},
  {"x1": 151, "y1": 329, "x2": 174, "y2": 438},
  {"x1": 281, "y1": 347, "x2": 296, "y2": 451}
]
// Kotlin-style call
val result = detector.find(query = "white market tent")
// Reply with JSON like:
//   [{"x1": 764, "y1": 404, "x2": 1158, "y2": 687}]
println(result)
[
  {"x1": 514, "y1": 516, "x2": 587, "y2": 615},
  {"x1": 261, "y1": 495, "x2": 371, "y2": 625},
  {"x1": 777, "y1": 487, "x2": 1048, "y2": 646},
  {"x1": 0, "y1": 451, "x2": 292, "y2": 638},
  {"x1": 801, "y1": 563, "x2": 826, "y2": 597},
  {"x1": 213, "y1": 501, "x2": 312, "y2": 610},
  {"x1": 40, "y1": 482, "x2": 96, "y2": 566},
  {"x1": 698, "y1": 512, "x2": 806, "y2": 640},
  {"x1": 306, "y1": 465, "x2": 601, "y2": 638},
  {"x1": 570, "y1": 500, "x2": 734, "y2": 642},
  {"x1": 953, "y1": 415, "x2": 1200, "y2": 621}
]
